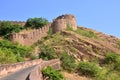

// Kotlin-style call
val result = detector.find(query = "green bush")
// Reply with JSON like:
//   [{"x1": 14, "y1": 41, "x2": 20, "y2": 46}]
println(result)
[
  {"x1": 0, "y1": 40, "x2": 32, "y2": 64},
  {"x1": 25, "y1": 17, "x2": 48, "y2": 29},
  {"x1": 39, "y1": 45, "x2": 57, "y2": 60},
  {"x1": 77, "y1": 61, "x2": 101, "y2": 77},
  {"x1": 104, "y1": 52, "x2": 120, "y2": 71},
  {"x1": 16, "y1": 53, "x2": 25, "y2": 62},
  {"x1": 42, "y1": 66, "x2": 64, "y2": 80},
  {"x1": 52, "y1": 32, "x2": 63, "y2": 43},
  {"x1": 104, "y1": 52, "x2": 119, "y2": 64},
  {"x1": 60, "y1": 52, "x2": 76, "y2": 72},
  {"x1": 66, "y1": 24, "x2": 73, "y2": 31},
  {"x1": 0, "y1": 22, "x2": 23, "y2": 37},
  {"x1": 47, "y1": 28, "x2": 53, "y2": 38},
  {"x1": 114, "y1": 61, "x2": 120, "y2": 71},
  {"x1": 0, "y1": 48, "x2": 17, "y2": 64}
]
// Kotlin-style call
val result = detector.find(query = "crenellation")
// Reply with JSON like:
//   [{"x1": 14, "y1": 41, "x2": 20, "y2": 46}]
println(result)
[
  {"x1": 10, "y1": 24, "x2": 50, "y2": 45},
  {"x1": 10, "y1": 14, "x2": 77, "y2": 45}
]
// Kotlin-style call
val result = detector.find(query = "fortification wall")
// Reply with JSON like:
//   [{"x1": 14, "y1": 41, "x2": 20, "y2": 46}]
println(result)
[
  {"x1": 9, "y1": 24, "x2": 51, "y2": 45},
  {"x1": 52, "y1": 14, "x2": 77, "y2": 33},
  {"x1": 0, "y1": 59, "x2": 42, "y2": 77},
  {"x1": 9, "y1": 14, "x2": 77, "y2": 45},
  {"x1": 28, "y1": 59, "x2": 60, "y2": 80}
]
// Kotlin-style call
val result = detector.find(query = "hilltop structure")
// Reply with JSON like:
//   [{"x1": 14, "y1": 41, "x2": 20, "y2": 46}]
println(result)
[
  {"x1": 51, "y1": 14, "x2": 77, "y2": 33},
  {"x1": 9, "y1": 14, "x2": 77, "y2": 45}
]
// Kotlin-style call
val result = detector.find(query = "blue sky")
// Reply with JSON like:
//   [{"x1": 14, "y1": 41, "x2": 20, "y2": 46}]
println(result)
[{"x1": 0, "y1": 0, "x2": 120, "y2": 37}]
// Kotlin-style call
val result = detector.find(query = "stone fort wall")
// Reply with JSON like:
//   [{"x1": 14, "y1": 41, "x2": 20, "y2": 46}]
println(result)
[
  {"x1": 9, "y1": 14, "x2": 77, "y2": 45},
  {"x1": 51, "y1": 14, "x2": 77, "y2": 33},
  {"x1": 9, "y1": 24, "x2": 51, "y2": 45}
]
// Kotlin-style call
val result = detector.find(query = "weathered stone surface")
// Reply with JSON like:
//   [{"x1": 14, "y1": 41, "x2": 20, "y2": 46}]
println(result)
[
  {"x1": 52, "y1": 14, "x2": 77, "y2": 33},
  {"x1": 0, "y1": 59, "x2": 42, "y2": 77},
  {"x1": 0, "y1": 59, "x2": 60, "y2": 80},
  {"x1": 9, "y1": 24, "x2": 50, "y2": 45},
  {"x1": 9, "y1": 14, "x2": 77, "y2": 45},
  {"x1": 28, "y1": 59, "x2": 61, "y2": 80}
]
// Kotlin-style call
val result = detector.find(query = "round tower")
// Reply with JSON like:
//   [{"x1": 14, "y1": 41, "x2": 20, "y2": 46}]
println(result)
[{"x1": 51, "y1": 14, "x2": 77, "y2": 33}]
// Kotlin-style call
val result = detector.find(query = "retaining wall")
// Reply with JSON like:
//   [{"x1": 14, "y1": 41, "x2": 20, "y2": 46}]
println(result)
[
  {"x1": 0, "y1": 59, "x2": 42, "y2": 77},
  {"x1": 28, "y1": 59, "x2": 60, "y2": 80}
]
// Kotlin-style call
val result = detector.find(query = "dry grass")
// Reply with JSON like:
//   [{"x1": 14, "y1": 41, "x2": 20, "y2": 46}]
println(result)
[{"x1": 62, "y1": 71, "x2": 92, "y2": 80}]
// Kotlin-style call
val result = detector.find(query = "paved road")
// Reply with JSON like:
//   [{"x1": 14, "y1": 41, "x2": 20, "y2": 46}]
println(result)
[{"x1": 0, "y1": 65, "x2": 37, "y2": 80}]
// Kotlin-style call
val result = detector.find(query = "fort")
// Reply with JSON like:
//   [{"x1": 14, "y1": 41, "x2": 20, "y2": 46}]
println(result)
[{"x1": 9, "y1": 14, "x2": 77, "y2": 45}]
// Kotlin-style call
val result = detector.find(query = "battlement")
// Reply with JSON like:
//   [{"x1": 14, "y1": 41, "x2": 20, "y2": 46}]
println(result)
[
  {"x1": 9, "y1": 24, "x2": 51, "y2": 45},
  {"x1": 9, "y1": 14, "x2": 77, "y2": 45}
]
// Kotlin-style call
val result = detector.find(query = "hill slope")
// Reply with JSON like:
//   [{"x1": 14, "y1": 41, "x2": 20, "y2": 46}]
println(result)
[
  {"x1": 34, "y1": 27, "x2": 120, "y2": 80},
  {"x1": 36, "y1": 27, "x2": 120, "y2": 61}
]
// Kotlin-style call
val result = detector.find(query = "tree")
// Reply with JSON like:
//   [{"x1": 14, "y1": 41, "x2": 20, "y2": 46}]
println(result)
[
  {"x1": 25, "y1": 17, "x2": 48, "y2": 28},
  {"x1": 0, "y1": 22, "x2": 23, "y2": 38}
]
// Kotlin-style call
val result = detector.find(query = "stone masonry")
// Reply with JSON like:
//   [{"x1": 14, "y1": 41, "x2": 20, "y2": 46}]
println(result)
[
  {"x1": 9, "y1": 24, "x2": 51, "y2": 45},
  {"x1": 9, "y1": 14, "x2": 77, "y2": 45},
  {"x1": 51, "y1": 14, "x2": 77, "y2": 33}
]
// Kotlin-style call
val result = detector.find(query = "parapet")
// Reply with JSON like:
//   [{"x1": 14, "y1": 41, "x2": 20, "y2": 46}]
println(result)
[
  {"x1": 9, "y1": 14, "x2": 78, "y2": 45},
  {"x1": 10, "y1": 24, "x2": 51, "y2": 45}
]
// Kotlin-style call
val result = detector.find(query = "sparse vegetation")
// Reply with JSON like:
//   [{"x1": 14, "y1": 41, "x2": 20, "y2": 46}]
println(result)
[
  {"x1": 60, "y1": 52, "x2": 76, "y2": 72},
  {"x1": 39, "y1": 44, "x2": 57, "y2": 60},
  {"x1": 34, "y1": 28, "x2": 120, "y2": 80},
  {"x1": 47, "y1": 28, "x2": 53, "y2": 37},
  {"x1": 75, "y1": 28, "x2": 98, "y2": 38},
  {"x1": 104, "y1": 52, "x2": 120, "y2": 71},
  {"x1": 77, "y1": 61, "x2": 101, "y2": 77},
  {"x1": 104, "y1": 52, "x2": 119, "y2": 64},
  {"x1": 0, "y1": 40, "x2": 32, "y2": 64},
  {"x1": 66, "y1": 24, "x2": 73, "y2": 31},
  {"x1": 93, "y1": 52, "x2": 120, "y2": 80},
  {"x1": 1, "y1": 16, "x2": 120, "y2": 80}
]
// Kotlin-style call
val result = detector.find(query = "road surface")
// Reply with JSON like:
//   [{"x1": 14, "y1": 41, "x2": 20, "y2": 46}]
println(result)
[{"x1": 0, "y1": 65, "x2": 37, "y2": 80}]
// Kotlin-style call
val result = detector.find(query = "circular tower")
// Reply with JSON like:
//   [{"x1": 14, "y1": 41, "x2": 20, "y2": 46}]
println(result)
[{"x1": 51, "y1": 14, "x2": 77, "y2": 33}]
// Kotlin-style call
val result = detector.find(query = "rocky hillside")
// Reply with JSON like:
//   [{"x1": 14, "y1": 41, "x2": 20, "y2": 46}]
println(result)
[
  {"x1": 36, "y1": 27, "x2": 120, "y2": 61},
  {"x1": 34, "y1": 26, "x2": 120, "y2": 80},
  {"x1": 0, "y1": 15, "x2": 120, "y2": 80}
]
